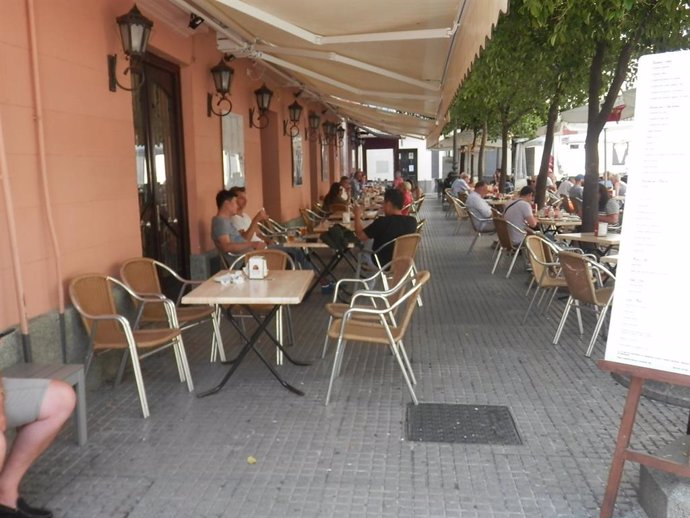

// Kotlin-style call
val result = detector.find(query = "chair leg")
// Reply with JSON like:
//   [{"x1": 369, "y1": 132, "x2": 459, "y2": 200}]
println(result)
[
  {"x1": 285, "y1": 306, "x2": 295, "y2": 347},
  {"x1": 322, "y1": 317, "x2": 333, "y2": 358},
  {"x1": 397, "y1": 340, "x2": 416, "y2": 385},
  {"x1": 586, "y1": 302, "x2": 612, "y2": 357},
  {"x1": 491, "y1": 248, "x2": 503, "y2": 275},
  {"x1": 391, "y1": 341, "x2": 418, "y2": 405},
  {"x1": 335, "y1": 340, "x2": 347, "y2": 377},
  {"x1": 128, "y1": 347, "x2": 150, "y2": 418},
  {"x1": 325, "y1": 338, "x2": 345, "y2": 405},
  {"x1": 506, "y1": 249, "x2": 520, "y2": 279},
  {"x1": 174, "y1": 335, "x2": 194, "y2": 392},
  {"x1": 467, "y1": 234, "x2": 479, "y2": 254},
  {"x1": 575, "y1": 301, "x2": 584, "y2": 335},
  {"x1": 553, "y1": 296, "x2": 573, "y2": 345},
  {"x1": 543, "y1": 287, "x2": 559, "y2": 314},
  {"x1": 275, "y1": 308, "x2": 284, "y2": 366},
  {"x1": 522, "y1": 286, "x2": 541, "y2": 324},
  {"x1": 525, "y1": 276, "x2": 535, "y2": 296},
  {"x1": 115, "y1": 350, "x2": 129, "y2": 386},
  {"x1": 211, "y1": 305, "x2": 226, "y2": 362}
]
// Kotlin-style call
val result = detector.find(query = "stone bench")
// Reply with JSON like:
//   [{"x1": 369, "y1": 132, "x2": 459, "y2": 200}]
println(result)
[{"x1": 2, "y1": 363, "x2": 87, "y2": 446}]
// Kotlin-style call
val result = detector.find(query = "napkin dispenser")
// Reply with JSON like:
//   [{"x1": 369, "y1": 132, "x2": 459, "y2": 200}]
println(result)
[{"x1": 247, "y1": 256, "x2": 268, "y2": 279}]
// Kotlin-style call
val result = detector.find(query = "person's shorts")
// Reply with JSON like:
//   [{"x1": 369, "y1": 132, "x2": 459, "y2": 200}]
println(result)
[{"x1": 3, "y1": 378, "x2": 49, "y2": 429}]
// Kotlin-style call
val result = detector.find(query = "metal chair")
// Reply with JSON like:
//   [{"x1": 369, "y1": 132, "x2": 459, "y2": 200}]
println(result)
[
  {"x1": 120, "y1": 258, "x2": 226, "y2": 362},
  {"x1": 325, "y1": 271, "x2": 431, "y2": 405},
  {"x1": 491, "y1": 216, "x2": 527, "y2": 278},
  {"x1": 321, "y1": 257, "x2": 416, "y2": 358},
  {"x1": 69, "y1": 274, "x2": 193, "y2": 418},
  {"x1": 522, "y1": 235, "x2": 569, "y2": 323},
  {"x1": 466, "y1": 208, "x2": 496, "y2": 255},
  {"x1": 553, "y1": 251, "x2": 616, "y2": 357},
  {"x1": 415, "y1": 219, "x2": 427, "y2": 233}
]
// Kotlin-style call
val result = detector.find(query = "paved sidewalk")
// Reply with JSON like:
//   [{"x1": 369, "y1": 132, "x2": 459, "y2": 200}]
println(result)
[{"x1": 24, "y1": 199, "x2": 684, "y2": 517}]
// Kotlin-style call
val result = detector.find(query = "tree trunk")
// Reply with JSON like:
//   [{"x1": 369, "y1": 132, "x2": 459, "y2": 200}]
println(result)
[
  {"x1": 536, "y1": 95, "x2": 560, "y2": 208},
  {"x1": 500, "y1": 111, "x2": 509, "y2": 193},
  {"x1": 469, "y1": 131, "x2": 476, "y2": 181},
  {"x1": 582, "y1": 38, "x2": 635, "y2": 231},
  {"x1": 478, "y1": 120, "x2": 487, "y2": 180},
  {"x1": 459, "y1": 148, "x2": 466, "y2": 174}
]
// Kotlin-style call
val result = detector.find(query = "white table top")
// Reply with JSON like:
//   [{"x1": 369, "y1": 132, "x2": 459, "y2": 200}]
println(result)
[
  {"x1": 555, "y1": 232, "x2": 622, "y2": 246},
  {"x1": 537, "y1": 216, "x2": 582, "y2": 227},
  {"x1": 181, "y1": 270, "x2": 314, "y2": 305},
  {"x1": 600, "y1": 254, "x2": 619, "y2": 264}
]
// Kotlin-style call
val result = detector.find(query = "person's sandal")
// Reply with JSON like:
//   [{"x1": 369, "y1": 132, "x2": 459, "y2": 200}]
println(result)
[
  {"x1": 0, "y1": 504, "x2": 19, "y2": 517},
  {"x1": 16, "y1": 498, "x2": 52, "y2": 518}
]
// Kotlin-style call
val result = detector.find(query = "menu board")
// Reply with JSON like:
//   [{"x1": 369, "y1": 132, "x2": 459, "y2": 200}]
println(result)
[{"x1": 604, "y1": 50, "x2": 690, "y2": 374}]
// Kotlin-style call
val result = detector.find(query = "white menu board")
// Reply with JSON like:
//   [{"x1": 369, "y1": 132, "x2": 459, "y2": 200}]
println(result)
[{"x1": 604, "y1": 50, "x2": 690, "y2": 374}]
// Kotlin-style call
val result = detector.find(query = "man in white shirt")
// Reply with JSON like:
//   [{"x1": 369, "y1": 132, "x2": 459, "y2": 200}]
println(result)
[
  {"x1": 451, "y1": 173, "x2": 471, "y2": 195},
  {"x1": 556, "y1": 176, "x2": 574, "y2": 196},
  {"x1": 228, "y1": 186, "x2": 268, "y2": 242},
  {"x1": 465, "y1": 181, "x2": 495, "y2": 231}
]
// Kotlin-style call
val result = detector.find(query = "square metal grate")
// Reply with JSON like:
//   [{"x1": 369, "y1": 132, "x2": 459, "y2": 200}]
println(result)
[{"x1": 405, "y1": 403, "x2": 522, "y2": 445}]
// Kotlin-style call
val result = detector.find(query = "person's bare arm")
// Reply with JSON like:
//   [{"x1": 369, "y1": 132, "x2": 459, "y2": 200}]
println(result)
[
  {"x1": 240, "y1": 209, "x2": 268, "y2": 241},
  {"x1": 598, "y1": 212, "x2": 619, "y2": 224},
  {"x1": 215, "y1": 235, "x2": 263, "y2": 254},
  {"x1": 0, "y1": 377, "x2": 6, "y2": 433},
  {"x1": 352, "y1": 205, "x2": 369, "y2": 242}
]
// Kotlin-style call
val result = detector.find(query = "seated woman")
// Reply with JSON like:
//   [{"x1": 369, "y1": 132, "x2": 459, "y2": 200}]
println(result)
[
  {"x1": 399, "y1": 182, "x2": 414, "y2": 215},
  {"x1": 598, "y1": 183, "x2": 620, "y2": 225},
  {"x1": 322, "y1": 182, "x2": 343, "y2": 213}
]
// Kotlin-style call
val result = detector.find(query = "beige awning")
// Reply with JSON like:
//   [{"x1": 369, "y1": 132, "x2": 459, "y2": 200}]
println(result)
[{"x1": 170, "y1": 0, "x2": 507, "y2": 145}]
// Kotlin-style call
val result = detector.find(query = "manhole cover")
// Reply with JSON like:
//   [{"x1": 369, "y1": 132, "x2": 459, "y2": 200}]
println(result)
[{"x1": 405, "y1": 403, "x2": 522, "y2": 445}]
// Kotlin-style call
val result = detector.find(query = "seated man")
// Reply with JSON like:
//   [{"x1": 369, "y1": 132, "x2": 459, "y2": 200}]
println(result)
[
  {"x1": 353, "y1": 188, "x2": 417, "y2": 267},
  {"x1": 598, "y1": 183, "x2": 620, "y2": 225},
  {"x1": 465, "y1": 181, "x2": 495, "y2": 232},
  {"x1": 568, "y1": 174, "x2": 584, "y2": 200},
  {"x1": 451, "y1": 173, "x2": 470, "y2": 196},
  {"x1": 213, "y1": 190, "x2": 312, "y2": 269},
  {"x1": 503, "y1": 186, "x2": 538, "y2": 245},
  {"x1": 0, "y1": 376, "x2": 76, "y2": 518},
  {"x1": 228, "y1": 186, "x2": 269, "y2": 244},
  {"x1": 556, "y1": 176, "x2": 574, "y2": 196},
  {"x1": 212, "y1": 190, "x2": 267, "y2": 256}
]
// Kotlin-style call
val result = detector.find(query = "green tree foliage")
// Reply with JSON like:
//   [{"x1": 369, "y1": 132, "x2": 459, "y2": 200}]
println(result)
[{"x1": 524, "y1": 0, "x2": 690, "y2": 230}]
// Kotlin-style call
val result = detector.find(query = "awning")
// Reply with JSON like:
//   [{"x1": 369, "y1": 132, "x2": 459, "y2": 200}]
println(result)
[{"x1": 169, "y1": 0, "x2": 507, "y2": 145}]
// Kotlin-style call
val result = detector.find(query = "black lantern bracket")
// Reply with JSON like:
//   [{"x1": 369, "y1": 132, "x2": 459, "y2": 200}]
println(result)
[
  {"x1": 207, "y1": 54, "x2": 235, "y2": 117},
  {"x1": 282, "y1": 92, "x2": 303, "y2": 137},
  {"x1": 108, "y1": 5, "x2": 153, "y2": 93},
  {"x1": 249, "y1": 83, "x2": 274, "y2": 129}
]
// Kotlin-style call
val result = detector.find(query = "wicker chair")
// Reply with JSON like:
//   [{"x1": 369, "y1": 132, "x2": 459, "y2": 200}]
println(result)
[
  {"x1": 491, "y1": 216, "x2": 527, "y2": 278},
  {"x1": 69, "y1": 274, "x2": 193, "y2": 418},
  {"x1": 325, "y1": 270, "x2": 431, "y2": 405},
  {"x1": 466, "y1": 208, "x2": 496, "y2": 255},
  {"x1": 120, "y1": 258, "x2": 226, "y2": 363},
  {"x1": 522, "y1": 235, "x2": 569, "y2": 323},
  {"x1": 322, "y1": 257, "x2": 416, "y2": 358},
  {"x1": 553, "y1": 251, "x2": 615, "y2": 357},
  {"x1": 450, "y1": 197, "x2": 469, "y2": 233}
]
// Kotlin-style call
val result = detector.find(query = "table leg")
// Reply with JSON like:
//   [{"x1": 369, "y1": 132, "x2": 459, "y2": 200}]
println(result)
[
  {"x1": 244, "y1": 307, "x2": 311, "y2": 367},
  {"x1": 599, "y1": 376, "x2": 644, "y2": 518},
  {"x1": 304, "y1": 251, "x2": 345, "y2": 299}
]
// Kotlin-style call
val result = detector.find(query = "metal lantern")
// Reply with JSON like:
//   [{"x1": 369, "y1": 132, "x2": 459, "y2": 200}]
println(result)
[
  {"x1": 288, "y1": 100, "x2": 303, "y2": 124},
  {"x1": 116, "y1": 5, "x2": 153, "y2": 58},
  {"x1": 211, "y1": 59, "x2": 234, "y2": 96},
  {"x1": 336, "y1": 125, "x2": 345, "y2": 146},
  {"x1": 308, "y1": 112, "x2": 320, "y2": 130},
  {"x1": 254, "y1": 83, "x2": 274, "y2": 113}
]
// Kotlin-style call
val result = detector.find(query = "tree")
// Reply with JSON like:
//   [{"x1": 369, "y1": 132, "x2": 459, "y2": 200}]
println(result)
[{"x1": 524, "y1": 0, "x2": 690, "y2": 230}]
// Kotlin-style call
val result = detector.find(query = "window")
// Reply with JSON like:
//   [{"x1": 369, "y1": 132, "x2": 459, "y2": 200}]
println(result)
[{"x1": 221, "y1": 113, "x2": 245, "y2": 188}]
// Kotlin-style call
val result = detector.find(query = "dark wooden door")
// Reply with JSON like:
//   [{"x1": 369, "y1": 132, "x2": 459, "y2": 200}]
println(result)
[
  {"x1": 132, "y1": 54, "x2": 189, "y2": 276},
  {"x1": 398, "y1": 148, "x2": 418, "y2": 183}
]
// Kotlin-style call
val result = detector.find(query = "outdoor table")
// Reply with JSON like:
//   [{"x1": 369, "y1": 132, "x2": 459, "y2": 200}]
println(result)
[
  {"x1": 181, "y1": 270, "x2": 314, "y2": 397},
  {"x1": 600, "y1": 254, "x2": 619, "y2": 265},
  {"x1": 537, "y1": 216, "x2": 581, "y2": 234},
  {"x1": 555, "y1": 232, "x2": 622, "y2": 247},
  {"x1": 556, "y1": 231, "x2": 621, "y2": 256},
  {"x1": 313, "y1": 219, "x2": 372, "y2": 234},
  {"x1": 283, "y1": 238, "x2": 358, "y2": 299}
]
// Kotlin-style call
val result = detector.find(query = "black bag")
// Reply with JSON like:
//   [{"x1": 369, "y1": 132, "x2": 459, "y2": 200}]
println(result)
[{"x1": 320, "y1": 223, "x2": 360, "y2": 252}]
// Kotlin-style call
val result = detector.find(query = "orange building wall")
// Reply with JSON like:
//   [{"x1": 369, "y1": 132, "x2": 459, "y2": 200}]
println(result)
[{"x1": 0, "y1": 0, "x2": 333, "y2": 331}]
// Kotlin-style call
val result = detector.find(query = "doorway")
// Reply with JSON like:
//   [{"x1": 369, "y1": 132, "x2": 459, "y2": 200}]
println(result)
[
  {"x1": 398, "y1": 148, "x2": 418, "y2": 183},
  {"x1": 132, "y1": 54, "x2": 189, "y2": 276}
]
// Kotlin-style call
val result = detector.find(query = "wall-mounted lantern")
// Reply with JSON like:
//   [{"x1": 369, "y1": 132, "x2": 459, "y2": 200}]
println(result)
[
  {"x1": 249, "y1": 83, "x2": 274, "y2": 129},
  {"x1": 108, "y1": 4, "x2": 153, "y2": 92},
  {"x1": 207, "y1": 56, "x2": 234, "y2": 117}
]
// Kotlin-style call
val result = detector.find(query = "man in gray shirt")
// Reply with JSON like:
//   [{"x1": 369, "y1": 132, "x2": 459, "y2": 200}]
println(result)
[
  {"x1": 465, "y1": 181, "x2": 495, "y2": 231},
  {"x1": 568, "y1": 174, "x2": 584, "y2": 200},
  {"x1": 503, "y1": 186, "x2": 538, "y2": 245},
  {"x1": 212, "y1": 190, "x2": 267, "y2": 255}
]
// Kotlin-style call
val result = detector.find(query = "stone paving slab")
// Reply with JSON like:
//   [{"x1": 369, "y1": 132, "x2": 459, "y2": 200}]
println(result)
[{"x1": 21, "y1": 200, "x2": 685, "y2": 517}]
